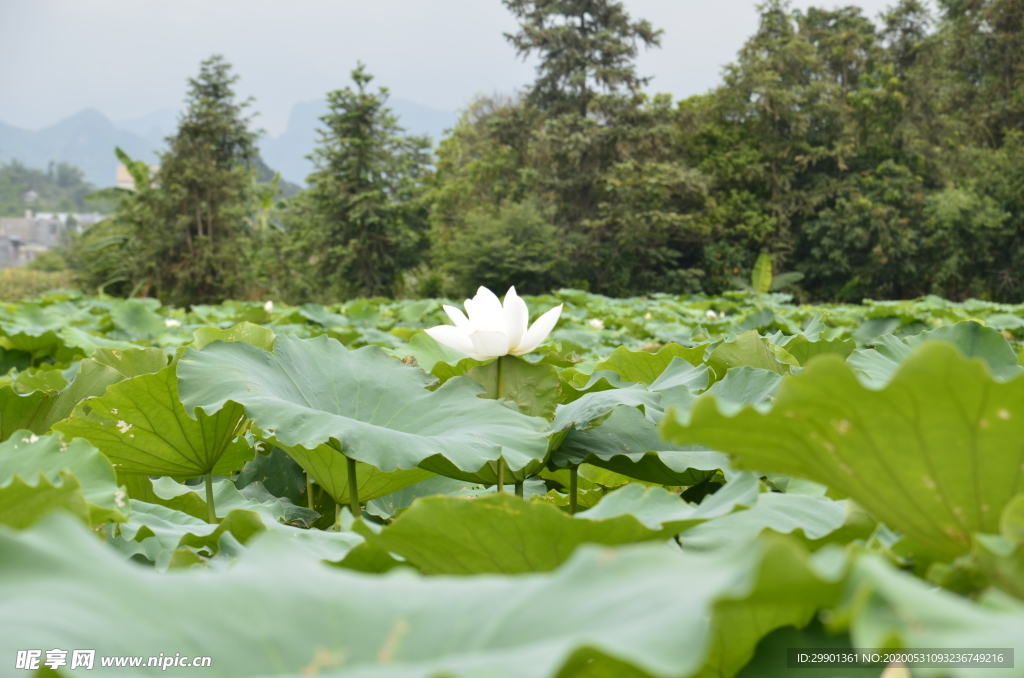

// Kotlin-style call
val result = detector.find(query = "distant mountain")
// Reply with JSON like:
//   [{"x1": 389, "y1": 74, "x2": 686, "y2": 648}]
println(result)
[
  {"x1": 0, "y1": 98, "x2": 457, "y2": 188},
  {"x1": 0, "y1": 109, "x2": 162, "y2": 187},
  {"x1": 115, "y1": 108, "x2": 180, "y2": 147},
  {"x1": 261, "y1": 98, "x2": 458, "y2": 184}
]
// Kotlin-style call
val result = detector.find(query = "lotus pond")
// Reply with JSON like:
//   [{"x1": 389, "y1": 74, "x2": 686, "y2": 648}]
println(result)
[{"x1": 2, "y1": 288, "x2": 1024, "y2": 677}]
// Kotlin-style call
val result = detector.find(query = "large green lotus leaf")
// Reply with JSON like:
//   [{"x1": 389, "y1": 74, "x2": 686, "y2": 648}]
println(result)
[
  {"x1": 0, "y1": 349, "x2": 168, "y2": 441},
  {"x1": 767, "y1": 314, "x2": 857, "y2": 367},
  {"x1": 60, "y1": 326, "x2": 139, "y2": 354},
  {"x1": 551, "y1": 386, "x2": 661, "y2": 432},
  {"x1": 42, "y1": 352, "x2": 171, "y2": 428},
  {"x1": 663, "y1": 342, "x2": 1024, "y2": 558},
  {"x1": 0, "y1": 514, "x2": 845, "y2": 678},
  {"x1": 299, "y1": 303, "x2": 351, "y2": 329},
  {"x1": 466, "y1": 357, "x2": 562, "y2": 419},
  {"x1": 91, "y1": 346, "x2": 169, "y2": 378},
  {"x1": 256, "y1": 430, "x2": 435, "y2": 504},
  {"x1": 398, "y1": 331, "x2": 483, "y2": 381},
  {"x1": 177, "y1": 335, "x2": 550, "y2": 478},
  {"x1": 967, "y1": 496, "x2": 1024, "y2": 600},
  {"x1": 119, "y1": 475, "x2": 207, "y2": 520},
  {"x1": 593, "y1": 343, "x2": 705, "y2": 384},
  {"x1": 0, "y1": 346, "x2": 31, "y2": 373},
  {"x1": 0, "y1": 304, "x2": 68, "y2": 356},
  {"x1": 355, "y1": 492, "x2": 677, "y2": 575},
  {"x1": 704, "y1": 566, "x2": 855, "y2": 678},
  {"x1": 1002, "y1": 494, "x2": 1024, "y2": 546},
  {"x1": 234, "y1": 445, "x2": 309, "y2": 508},
  {"x1": 781, "y1": 335, "x2": 856, "y2": 367},
  {"x1": 12, "y1": 365, "x2": 68, "y2": 393},
  {"x1": 734, "y1": 623, "x2": 877, "y2": 678},
  {"x1": 707, "y1": 331, "x2": 789, "y2": 380},
  {"x1": 577, "y1": 474, "x2": 760, "y2": 530},
  {"x1": 560, "y1": 369, "x2": 637, "y2": 403},
  {"x1": 0, "y1": 387, "x2": 56, "y2": 441},
  {"x1": 365, "y1": 476, "x2": 491, "y2": 520},
  {"x1": 0, "y1": 430, "x2": 124, "y2": 526},
  {"x1": 192, "y1": 321, "x2": 275, "y2": 351},
  {"x1": 550, "y1": 361, "x2": 720, "y2": 485},
  {"x1": 678, "y1": 493, "x2": 847, "y2": 551},
  {"x1": 852, "y1": 316, "x2": 902, "y2": 346},
  {"x1": 109, "y1": 299, "x2": 166, "y2": 340},
  {"x1": 110, "y1": 500, "x2": 266, "y2": 569},
  {"x1": 0, "y1": 472, "x2": 89, "y2": 528},
  {"x1": 112, "y1": 497, "x2": 355, "y2": 570},
  {"x1": 55, "y1": 365, "x2": 250, "y2": 479},
  {"x1": 123, "y1": 476, "x2": 313, "y2": 526},
  {"x1": 842, "y1": 554, "x2": 1024, "y2": 670},
  {"x1": 648, "y1": 358, "x2": 711, "y2": 402},
  {"x1": 848, "y1": 320, "x2": 1022, "y2": 388},
  {"x1": 552, "y1": 405, "x2": 731, "y2": 486},
  {"x1": 700, "y1": 366, "x2": 783, "y2": 415}
]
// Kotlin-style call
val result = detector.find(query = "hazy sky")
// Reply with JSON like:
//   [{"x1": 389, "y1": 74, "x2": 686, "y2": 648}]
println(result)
[{"x1": 1, "y1": 0, "x2": 899, "y2": 136}]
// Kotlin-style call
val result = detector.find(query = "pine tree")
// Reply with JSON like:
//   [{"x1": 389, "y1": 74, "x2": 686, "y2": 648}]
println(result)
[
  {"x1": 503, "y1": 0, "x2": 661, "y2": 117},
  {"x1": 151, "y1": 55, "x2": 260, "y2": 303},
  {"x1": 282, "y1": 64, "x2": 430, "y2": 301},
  {"x1": 69, "y1": 56, "x2": 263, "y2": 303}
]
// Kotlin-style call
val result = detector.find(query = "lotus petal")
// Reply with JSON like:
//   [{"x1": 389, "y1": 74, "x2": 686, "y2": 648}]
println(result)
[
  {"x1": 503, "y1": 287, "x2": 529, "y2": 352},
  {"x1": 468, "y1": 330, "x2": 510, "y2": 360},
  {"x1": 424, "y1": 326, "x2": 476, "y2": 356},
  {"x1": 514, "y1": 304, "x2": 562, "y2": 356}
]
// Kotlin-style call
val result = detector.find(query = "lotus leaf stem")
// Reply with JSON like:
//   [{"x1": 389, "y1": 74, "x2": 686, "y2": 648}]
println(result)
[
  {"x1": 306, "y1": 474, "x2": 315, "y2": 511},
  {"x1": 569, "y1": 465, "x2": 579, "y2": 515},
  {"x1": 495, "y1": 355, "x2": 507, "y2": 493},
  {"x1": 515, "y1": 481, "x2": 523, "y2": 498},
  {"x1": 346, "y1": 454, "x2": 360, "y2": 520},
  {"x1": 205, "y1": 470, "x2": 216, "y2": 524}
]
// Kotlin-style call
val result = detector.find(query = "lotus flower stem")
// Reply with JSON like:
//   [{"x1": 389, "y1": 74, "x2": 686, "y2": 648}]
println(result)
[
  {"x1": 515, "y1": 481, "x2": 523, "y2": 498},
  {"x1": 569, "y1": 465, "x2": 579, "y2": 515},
  {"x1": 346, "y1": 455, "x2": 361, "y2": 519},
  {"x1": 334, "y1": 502, "x2": 342, "y2": 532},
  {"x1": 306, "y1": 474, "x2": 315, "y2": 511},
  {"x1": 205, "y1": 470, "x2": 216, "y2": 524},
  {"x1": 496, "y1": 355, "x2": 507, "y2": 493}
]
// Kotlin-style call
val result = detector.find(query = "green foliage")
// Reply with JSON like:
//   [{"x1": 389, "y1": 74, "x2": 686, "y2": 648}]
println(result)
[
  {"x1": 68, "y1": 56, "x2": 264, "y2": 304},
  {"x1": 0, "y1": 430, "x2": 125, "y2": 527},
  {"x1": 503, "y1": 0, "x2": 662, "y2": 116},
  {"x1": 54, "y1": 365, "x2": 251, "y2": 480},
  {"x1": 46, "y1": 0, "x2": 1024, "y2": 306},
  {"x1": 0, "y1": 291, "x2": 1023, "y2": 672},
  {"x1": 177, "y1": 335, "x2": 551, "y2": 484},
  {"x1": 0, "y1": 268, "x2": 73, "y2": 301},
  {"x1": 0, "y1": 160, "x2": 103, "y2": 217},
  {"x1": 277, "y1": 64, "x2": 430, "y2": 302},
  {"x1": 435, "y1": 199, "x2": 568, "y2": 297}
]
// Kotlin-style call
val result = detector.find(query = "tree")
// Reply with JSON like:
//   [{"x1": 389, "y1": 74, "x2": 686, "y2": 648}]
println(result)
[
  {"x1": 503, "y1": 0, "x2": 662, "y2": 117},
  {"x1": 436, "y1": 198, "x2": 569, "y2": 296},
  {"x1": 73, "y1": 56, "x2": 264, "y2": 304},
  {"x1": 278, "y1": 64, "x2": 430, "y2": 302},
  {"x1": 149, "y1": 55, "x2": 261, "y2": 304},
  {"x1": 939, "y1": 0, "x2": 1024, "y2": 146}
]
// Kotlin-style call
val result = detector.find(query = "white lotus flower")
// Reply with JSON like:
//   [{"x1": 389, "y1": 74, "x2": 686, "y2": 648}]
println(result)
[
  {"x1": 426, "y1": 286, "x2": 562, "y2": 360},
  {"x1": 588, "y1": 318, "x2": 604, "y2": 330},
  {"x1": 263, "y1": 300, "x2": 274, "y2": 313},
  {"x1": 164, "y1": 318, "x2": 181, "y2": 328}
]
